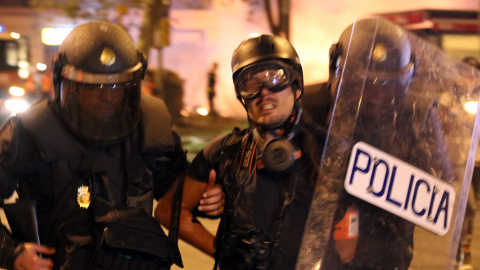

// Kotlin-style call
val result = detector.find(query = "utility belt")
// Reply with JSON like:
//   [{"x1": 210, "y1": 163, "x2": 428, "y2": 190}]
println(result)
[
  {"x1": 55, "y1": 207, "x2": 182, "y2": 270},
  {"x1": 90, "y1": 207, "x2": 182, "y2": 270},
  {"x1": 91, "y1": 247, "x2": 169, "y2": 270},
  {"x1": 54, "y1": 207, "x2": 181, "y2": 270}
]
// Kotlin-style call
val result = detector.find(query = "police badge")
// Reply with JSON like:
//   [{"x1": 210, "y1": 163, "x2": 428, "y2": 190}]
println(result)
[{"x1": 77, "y1": 185, "x2": 91, "y2": 209}]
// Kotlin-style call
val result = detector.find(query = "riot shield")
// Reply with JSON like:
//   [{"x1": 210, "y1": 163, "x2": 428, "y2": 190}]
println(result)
[{"x1": 297, "y1": 16, "x2": 480, "y2": 270}]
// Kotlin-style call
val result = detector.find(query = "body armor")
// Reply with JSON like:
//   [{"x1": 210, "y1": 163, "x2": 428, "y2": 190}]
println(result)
[{"x1": 0, "y1": 95, "x2": 180, "y2": 269}]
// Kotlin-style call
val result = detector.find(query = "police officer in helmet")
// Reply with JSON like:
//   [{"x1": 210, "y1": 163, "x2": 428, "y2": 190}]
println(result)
[
  {"x1": 329, "y1": 18, "x2": 416, "y2": 121},
  {"x1": 55, "y1": 21, "x2": 145, "y2": 143},
  {"x1": 321, "y1": 17, "x2": 453, "y2": 269},
  {"x1": 156, "y1": 34, "x2": 327, "y2": 269},
  {"x1": 0, "y1": 20, "x2": 220, "y2": 270}
]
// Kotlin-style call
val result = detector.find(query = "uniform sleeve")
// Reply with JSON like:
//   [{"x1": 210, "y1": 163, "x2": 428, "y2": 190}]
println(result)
[
  {"x1": 187, "y1": 134, "x2": 227, "y2": 183},
  {"x1": 0, "y1": 220, "x2": 24, "y2": 270},
  {"x1": 152, "y1": 131, "x2": 189, "y2": 199},
  {"x1": 0, "y1": 117, "x2": 25, "y2": 269},
  {"x1": 187, "y1": 150, "x2": 210, "y2": 183},
  {"x1": 0, "y1": 118, "x2": 19, "y2": 199}
]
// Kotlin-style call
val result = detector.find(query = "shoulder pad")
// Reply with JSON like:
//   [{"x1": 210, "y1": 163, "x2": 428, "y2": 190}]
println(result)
[
  {"x1": 203, "y1": 128, "x2": 248, "y2": 165},
  {"x1": 17, "y1": 100, "x2": 85, "y2": 161},
  {"x1": 141, "y1": 95, "x2": 174, "y2": 152}
]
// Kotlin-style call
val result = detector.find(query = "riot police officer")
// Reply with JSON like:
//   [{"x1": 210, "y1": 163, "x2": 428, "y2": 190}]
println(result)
[
  {"x1": 321, "y1": 17, "x2": 454, "y2": 270},
  {"x1": 0, "y1": 20, "x2": 219, "y2": 270}
]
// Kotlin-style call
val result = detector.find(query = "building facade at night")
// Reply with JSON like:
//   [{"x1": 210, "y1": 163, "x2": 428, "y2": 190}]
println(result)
[{"x1": 0, "y1": 0, "x2": 478, "y2": 118}]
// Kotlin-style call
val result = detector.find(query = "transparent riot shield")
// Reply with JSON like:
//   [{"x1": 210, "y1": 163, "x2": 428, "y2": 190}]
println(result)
[{"x1": 296, "y1": 16, "x2": 480, "y2": 270}]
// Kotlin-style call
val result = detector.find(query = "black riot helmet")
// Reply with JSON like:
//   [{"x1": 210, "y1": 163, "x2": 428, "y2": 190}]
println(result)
[
  {"x1": 231, "y1": 34, "x2": 304, "y2": 106},
  {"x1": 329, "y1": 17, "x2": 416, "y2": 103},
  {"x1": 52, "y1": 20, "x2": 147, "y2": 143}
]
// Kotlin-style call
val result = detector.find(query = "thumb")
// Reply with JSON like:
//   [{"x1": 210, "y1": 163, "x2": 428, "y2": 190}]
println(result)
[{"x1": 206, "y1": 169, "x2": 216, "y2": 189}]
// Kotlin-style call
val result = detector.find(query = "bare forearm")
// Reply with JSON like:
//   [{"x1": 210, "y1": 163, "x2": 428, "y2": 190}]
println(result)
[
  {"x1": 156, "y1": 194, "x2": 215, "y2": 256},
  {"x1": 177, "y1": 211, "x2": 216, "y2": 257},
  {"x1": 158, "y1": 207, "x2": 215, "y2": 256},
  {"x1": 155, "y1": 175, "x2": 219, "y2": 257}
]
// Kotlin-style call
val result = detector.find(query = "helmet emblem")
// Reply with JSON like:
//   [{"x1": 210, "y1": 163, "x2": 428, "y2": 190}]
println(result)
[
  {"x1": 100, "y1": 47, "x2": 116, "y2": 66},
  {"x1": 372, "y1": 43, "x2": 387, "y2": 63},
  {"x1": 77, "y1": 185, "x2": 91, "y2": 209}
]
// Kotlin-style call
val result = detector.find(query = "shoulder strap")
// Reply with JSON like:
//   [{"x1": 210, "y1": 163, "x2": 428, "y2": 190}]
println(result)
[
  {"x1": 168, "y1": 172, "x2": 185, "y2": 244},
  {"x1": 210, "y1": 128, "x2": 247, "y2": 178},
  {"x1": 17, "y1": 100, "x2": 85, "y2": 162},
  {"x1": 140, "y1": 94, "x2": 174, "y2": 152},
  {"x1": 212, "y1": 129, "x2": 251, "y2": 270}
]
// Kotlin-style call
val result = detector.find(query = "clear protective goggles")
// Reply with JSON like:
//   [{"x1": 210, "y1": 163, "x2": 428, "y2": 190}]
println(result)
[{"x1": 235, "y1": 61, "x2": 295, "y2": 100}]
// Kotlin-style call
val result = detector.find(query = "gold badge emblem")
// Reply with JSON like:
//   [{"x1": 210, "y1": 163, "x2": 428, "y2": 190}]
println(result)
[
  {"x1": 372, "y1": 43, "x2": 387, "y2": 63},
  {"x1": 100, "y1": 47, "x2": 116, "y2": 66},
  {"x1": 77, "y1": 185, "x2": 91, "y2": 209}
]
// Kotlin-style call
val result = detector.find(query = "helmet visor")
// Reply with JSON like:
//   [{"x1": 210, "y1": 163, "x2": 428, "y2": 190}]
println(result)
[
  {"x1": 235, "y1": 61, "x2": 295, "y2": 100},
  {"x1": 60, "y1": 79, "x2": 141, "y2": 142}
]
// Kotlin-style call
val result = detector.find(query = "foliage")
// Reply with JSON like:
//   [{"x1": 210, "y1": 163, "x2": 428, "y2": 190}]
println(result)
[
  {"x1": 28, "y1": 0, "x2": 291, "y2": 93},
  {"x1": 28, "y1": 0, "x2": 143, "y2": 19}
]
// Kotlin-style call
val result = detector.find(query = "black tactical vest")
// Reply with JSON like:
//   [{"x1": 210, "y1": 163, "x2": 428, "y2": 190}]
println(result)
[{"x1": 15, "y1": 95, "x2": 175, "y2": 253}]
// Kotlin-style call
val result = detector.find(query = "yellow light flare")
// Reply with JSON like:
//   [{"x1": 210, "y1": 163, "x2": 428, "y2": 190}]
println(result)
[
  {"x1": 197, "y1": 107, "x2": 209, "y2": 116},
  {"x1": 9, "y1": 86, "x2": 25, "y2": 97},
  {"x1": 464, "y1": 101, "x2": 478, "y2": 115}
]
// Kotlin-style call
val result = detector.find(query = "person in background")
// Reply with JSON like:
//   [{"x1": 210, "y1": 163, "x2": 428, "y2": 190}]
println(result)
[{"x1": 206, "y1": 62, "x2": 218, "y2": 115}]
